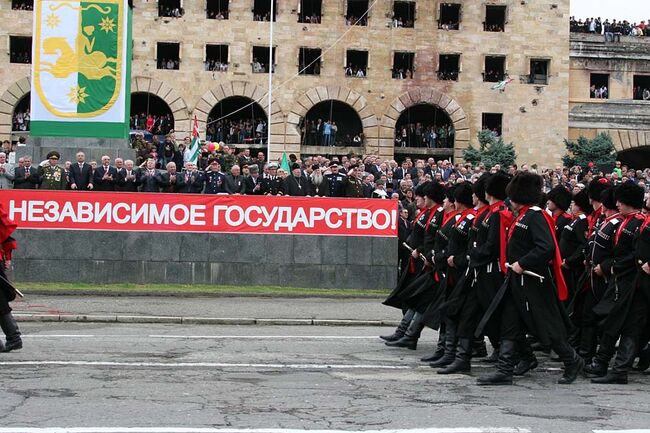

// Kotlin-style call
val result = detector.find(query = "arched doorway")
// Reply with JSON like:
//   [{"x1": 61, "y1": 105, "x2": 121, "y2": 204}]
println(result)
[
  {"x1": 618, "y1": 147, "x2": 650, "y2": 170},
  {"x1": 130, "y1": 92, "x2": 175, "y2": 135},
  {"x1": 207, "y1": 96, "x2": 267, "y2": 146},
  {"x1": 395, "y1": 103, "x2": 454, "y2": 149},
  {"x1": 302, "y1": 100, "x2": 363, "y2": 147},
  {"x1": 12, "y1": 92, "x2": 30, "y2": 132}
]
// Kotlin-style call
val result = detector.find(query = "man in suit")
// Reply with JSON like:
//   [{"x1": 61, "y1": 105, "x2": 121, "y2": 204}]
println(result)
[
  {"x1": 159, "y1": 161, "x2": 184, "y2": 193},
  {"x1": 93, "y1": 155, "x2": 119, "y2": 191},
  {"x1": 116, "y1": 159, "x2": 139, "y2": 192},
  {"x1": 224, "y1": 165, "x2": 245, "y2": 194},
  {"x1": 137, "y1": 158, "x2": 163, "y2": 192},
  {"x1": 243, "y1": 164, "x2": 263, "y2": 195},
  {"x1": 394, "y1": 161, "x2": 409, "y2": 182},
  {"x1": 176, "y1": 162, "x2": 204, "y2": 194},
  {"x1": 0, "y1": 152, "x2": 14, "y2": 189},
  {"x1": 13, "y1": 156, "x2": 39, "y2": 189},
  {"x1": 69, "y1": 152, "x2": 94, "y2": 190},
  {"x1": 114, "y1": 158, "x2": 126, "y2": 186}
]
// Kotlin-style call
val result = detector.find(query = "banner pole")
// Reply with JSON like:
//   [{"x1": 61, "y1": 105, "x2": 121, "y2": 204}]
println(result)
[{"x1": 267, "y1": 0, "x2": 274, "y2": 161}]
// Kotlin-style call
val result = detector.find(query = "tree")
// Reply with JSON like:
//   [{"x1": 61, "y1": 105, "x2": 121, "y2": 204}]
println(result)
[
  {"x1": 562, "y1": 133, "x2": 617, "y2": 171},
  {"x1": 462, "y1": 130, "x2": 517, "y2": 168}
]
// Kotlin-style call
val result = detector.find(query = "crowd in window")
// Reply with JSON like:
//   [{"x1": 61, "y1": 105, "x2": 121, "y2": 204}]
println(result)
[
  {"x1": 345, "y1": 65, "x2": 367, "y2": 78},
  {"x1": 205, "y1": 118, "x2": 268, "y2": 145},
  {"x1": 392, "y1": 69, "x2": 413, "y2": 80},
  {"x1": 299, "y1": 119, "x2": 364, "y2": 147},
  {"x1": 590, "y1": 85, "x2": 609, "y2": 99},
  {"x1": 207, "y1": 10, "x2": 228, "y2": 19},
  {"x1": 634, "y1": 86, "x2": 650, "y2": 101},
  {"x1": 159, "y1": 6, "x2": 184, "y2": 18},
  {"x1": 12, "y1": 110, "x2": 30, "y2": 132},
  {"x1": 158, "y1": 58, "x2": 180, "y2": 70},
  {"x1": 253, "y1": 12, "x2": 273, "y2": 21},
  {"x1": 11, "y1": 1, "x2": 33, "y2": 11},
  {"x1": 204, "y1": 60, "x2": 228, "y2": 72},
  {"x1": 394, "y1": 124, "x2": 455, "y2": 149},
  {"x1": 299, "y1": 14, "x2": 321, "y2": 24},
  {"x1": 345, "y1": 15, "x2": 367, "y2": 26},
  {"x1": 130, "y1": 113, "x2": 174, "y2": 136}
]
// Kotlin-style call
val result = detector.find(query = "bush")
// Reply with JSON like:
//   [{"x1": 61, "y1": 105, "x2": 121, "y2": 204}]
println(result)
[
  {"x1": 463, "y1": 130, "x2": 517, "y2": 168},
  {"x1": 562, "y1": 133, "x2": 617, "y2": 172}
]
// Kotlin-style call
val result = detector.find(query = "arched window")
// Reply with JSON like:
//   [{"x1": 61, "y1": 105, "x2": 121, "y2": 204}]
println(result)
[
  {"x1": 207, "y1": 96, "x2": 267, "y2": 146},
  {"x1": 302, "y1": 100, "x2": 363, "y2": 147}
]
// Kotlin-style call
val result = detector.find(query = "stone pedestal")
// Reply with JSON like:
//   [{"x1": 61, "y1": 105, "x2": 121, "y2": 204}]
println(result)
[{"x1": 16, "y1": 136, "x2": 136, "y2": 164}]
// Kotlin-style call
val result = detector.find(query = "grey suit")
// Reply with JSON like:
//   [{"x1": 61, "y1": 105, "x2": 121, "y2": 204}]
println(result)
[{"x1": 0, "y1": 163, "x2": 14, "y2": 189}]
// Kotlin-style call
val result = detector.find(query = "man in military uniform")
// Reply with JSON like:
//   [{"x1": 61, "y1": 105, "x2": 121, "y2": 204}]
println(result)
[
  {"x1": 204, "y1": 158, "x2": 228, "y2": 194},
  {"x1": 38, "y1": 151, "x2": 67, "y2": 190},
  {"x1": 477, "y1": 173, "x2": 583, "y2": 386},
  {"x1": 344, "y1": 165, "x2": 364, "y2": 198},
  {"x1": 590, "y1": 182, "x2": 646, "y2": 384},
  {"x1": 547, "y1": 185, "x2": 574, "y2": 242},
  {"x1": 324, "y1": 163, "x2": 346, "y2": 197},
  {"x1": 261, "y1": 163, "x2": 284, "y2": 196}
]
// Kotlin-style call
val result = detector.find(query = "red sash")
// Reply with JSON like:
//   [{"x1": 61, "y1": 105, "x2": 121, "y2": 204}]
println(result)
[
  {"x1": 490, "y1": 201, "x2": 512, "y2": 274},
  {"x1": 473, "y1": 205, "x2": 490, "y2": 227},
  {"x1": 508, "y1": 206, "x2": 568, "y2": 301},
  {"x1": 614, "y1": 210, "x2": 643, "y2": 245},
  {"x1": 455, "y1": 208, "x2": 477, "y2": 227},
  {"x1": 0, "y1": 204, "x2": 17, "y2": 262},
  {"x1": 587, "y1": 206, "x2": 602, "y2": 238}
]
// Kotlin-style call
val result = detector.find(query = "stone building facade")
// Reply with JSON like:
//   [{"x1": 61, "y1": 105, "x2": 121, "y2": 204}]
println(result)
[
  {"x1": 569, "y1": 33, "x2": 650, "y2": 165},
  {"x1": 0, "y1": 0, "x2": 570, "y2": 166}
]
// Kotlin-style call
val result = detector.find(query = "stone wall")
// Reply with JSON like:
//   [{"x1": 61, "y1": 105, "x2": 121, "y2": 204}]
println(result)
[
  {"x1": 0, "y1": 0, "x2": 571, "y2": 166},
  {"x1": 11, "y1": 230, "x2": 397, "y2": 290}
]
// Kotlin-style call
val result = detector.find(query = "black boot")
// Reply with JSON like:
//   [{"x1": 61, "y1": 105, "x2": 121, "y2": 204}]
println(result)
[
  {"x1": 553, "y1": 339, "x2": 584, "y2": 384},
  {"x1": 584, "y1": 334, "x2": 616, "y2": 378},
  {"x1": 0, "y1": 312, "x2": 22, "y2": 352},
  {"x1": 429, "y1": 323, "x2": 457, "y2": 368},
  {"x1": 635, "y1": 342, "x2": 650, "y2": 372},
  {"x1": 380, "y1": 309, "x2": 414, "y2": 342},
  {"x1": 472, "y1": 336, "x2": 488, "y2": 358},
  {"x1": 385, "y1": 312, "x2": 424, "y2": 350},
  {"x1": 438, "y1": 338, "x2": 472, "y2": 374},
  {"x1": 477, "y1": 339, "x2": 516, "y2": 385},
  {"x1": 513, "y1": 339, "x2": 538, "y2": 376},
  {"x1": 578, "y1": 326, "x2": 598, "y2": 364},
  {"x1": 421, "y1": 328, "x2": 446, "y2": 362},
  {"x1": 592, "y1": 336, "x2": 636, "y2": 384}
]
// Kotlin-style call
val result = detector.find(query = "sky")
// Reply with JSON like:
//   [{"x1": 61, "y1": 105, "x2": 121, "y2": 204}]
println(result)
[{"x1": 571, "y1": 0, "x2": 648, "y2": 23}]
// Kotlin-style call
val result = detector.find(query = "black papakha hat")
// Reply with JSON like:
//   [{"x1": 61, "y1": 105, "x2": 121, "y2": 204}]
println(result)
[
  {"x1": 615, "y1": 181, "x2": 645, "y2": 210},
  {"x1": 473, "y1": 173, "x2": 490, "y2": 204},
  {"x1": 485, "y1": 171, "x2": 511, "y2": 201},
  {"x1": 601, "y1": 187, "x2": 618, "y2": 211},
  {"x1": 547, "y1": 185, "x2": 572, "y2": 212},
  {"x1": 506, "y1": 172, "x2": 543, "y2": 205},
  {"x1": 454, "y1": 182, "x2": 474, "y2": 208},
  {"x1": 414, "y1": 181, "x2": 429, "y2": 198},
  {"x1": 572, "y1": 190, "x2": 593, "y2": 215},
  {"x1": 424, "y1": 181, "x2": 446, "y2": 205},
  {"x1": 587, "y1": 176, "x2": 611, "y2": 202}
]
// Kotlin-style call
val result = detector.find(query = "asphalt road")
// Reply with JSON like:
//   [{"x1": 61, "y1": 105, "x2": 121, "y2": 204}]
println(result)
[{"x1": 0, "y1": 323, "x2": 648, "y2": 433}]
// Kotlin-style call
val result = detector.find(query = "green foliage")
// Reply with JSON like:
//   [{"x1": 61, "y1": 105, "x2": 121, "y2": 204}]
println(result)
[
  {"x1": 462, "y1": 130, "x2": 517, "y2": 168},
  {"x1": 562, "y1": 133, "x2": 617, "y2": 171}
]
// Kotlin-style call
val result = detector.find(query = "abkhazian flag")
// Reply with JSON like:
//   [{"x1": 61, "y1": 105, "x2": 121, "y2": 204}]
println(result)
[
  {"x1": 189, "y1": 116, "x2": 200, "y2": 164},
  {"x1": 31, "y1": 0, "x2": 132, "y2": 138}
]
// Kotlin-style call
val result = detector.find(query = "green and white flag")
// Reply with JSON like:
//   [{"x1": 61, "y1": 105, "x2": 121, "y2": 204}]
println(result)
[{"x1": 31, "y1": 0, "x2": 132, "y2": 138}]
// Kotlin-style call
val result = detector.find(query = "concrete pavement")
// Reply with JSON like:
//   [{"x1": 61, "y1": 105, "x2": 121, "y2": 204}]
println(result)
[
  {"x1": 1, "y1": 322, "x2": 649, "y2": 433},
  {"x1": 11, "y1": 295, "x2": 399, "y2": 326}
]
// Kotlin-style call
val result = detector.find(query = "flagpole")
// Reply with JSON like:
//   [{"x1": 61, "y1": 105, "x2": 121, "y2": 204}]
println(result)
[{"x1": 267, "y1": 0, "x2": 274, "y2": 161}]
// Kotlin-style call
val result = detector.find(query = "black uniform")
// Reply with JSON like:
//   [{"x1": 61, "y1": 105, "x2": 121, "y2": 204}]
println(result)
[
  {"x1": 383, "y1": 207, "x2": 432, "y2": 310},
  {"x1": 324, "y1": 173, "x2": 346, "y2": 197},
  {"x1": 204, "y1": 170, "x2": 228, "y2": 194},
  {"x1": 261, "y1": 176, "x2": 284, "y2": 196},
  {"x1": 559, "y1": 213, "x2": 589, "y2": 299}
]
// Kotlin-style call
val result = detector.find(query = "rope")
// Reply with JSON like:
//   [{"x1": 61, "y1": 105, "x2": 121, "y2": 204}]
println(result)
[{"x1": 206, "y1": 0, "x2": 380, "y2": 128}]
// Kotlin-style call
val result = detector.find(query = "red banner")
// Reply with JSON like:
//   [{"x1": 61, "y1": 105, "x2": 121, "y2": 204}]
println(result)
[{"x1": 0, "y1": 191, "x2": 398, "y2": 237}]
